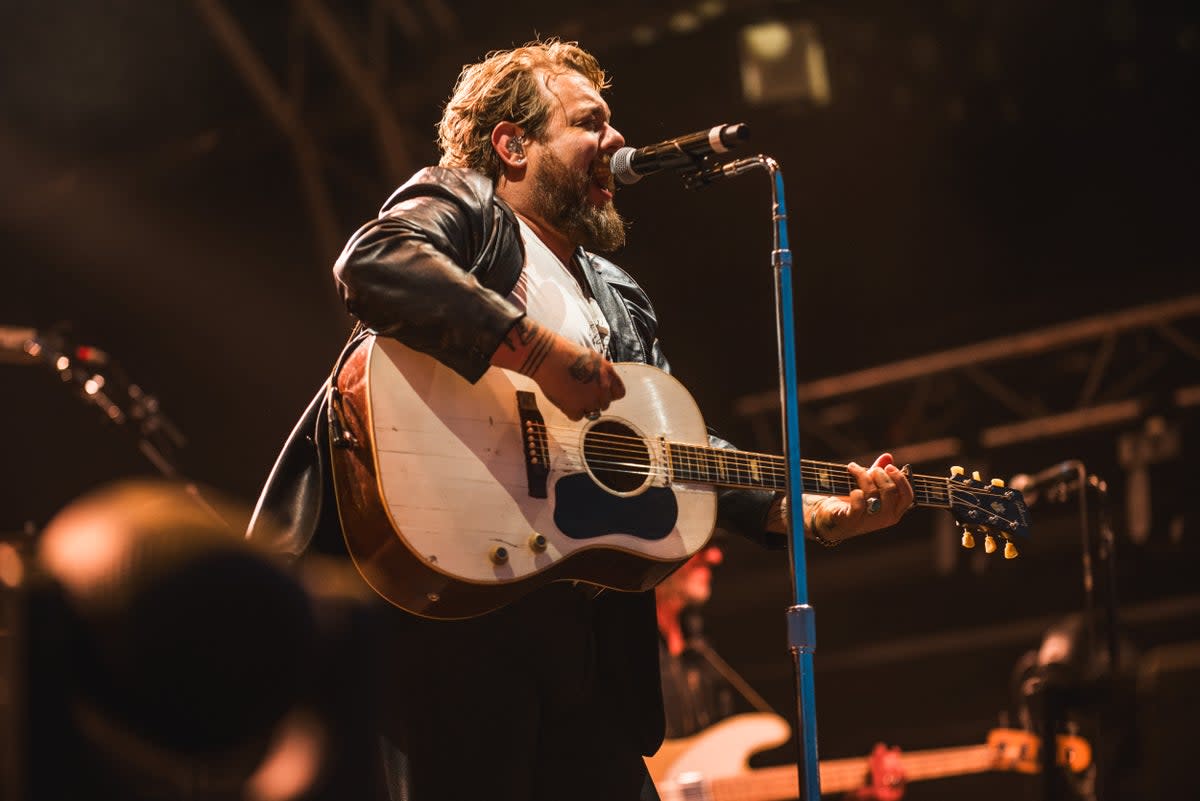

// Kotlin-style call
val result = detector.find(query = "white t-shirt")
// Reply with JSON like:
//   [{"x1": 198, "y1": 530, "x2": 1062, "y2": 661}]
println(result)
[{"x1": 508, "y1": 218, "x2": 612, "y2": 357}]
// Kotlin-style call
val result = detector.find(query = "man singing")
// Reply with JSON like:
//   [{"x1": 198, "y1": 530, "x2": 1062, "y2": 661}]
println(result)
[{"x1": 250, "y1": 38, "x2": 914, "y2": 800}]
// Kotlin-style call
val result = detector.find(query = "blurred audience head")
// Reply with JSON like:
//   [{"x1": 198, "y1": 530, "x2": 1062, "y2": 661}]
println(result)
[{"x1": 29, "y1": 479, "x2": 320, "y2": 799}]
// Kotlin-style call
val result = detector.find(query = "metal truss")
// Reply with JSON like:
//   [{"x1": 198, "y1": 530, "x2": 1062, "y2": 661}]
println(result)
[
  {"x1": 732, "y1": 294, "x2": 1200, "y2": 466},
  {"x1": 190, "y1": 0, "x2": 452, "y2": 266}
]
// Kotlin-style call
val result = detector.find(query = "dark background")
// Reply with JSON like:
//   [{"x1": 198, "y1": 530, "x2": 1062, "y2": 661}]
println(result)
[{"x1": 2, "y1": 1, "x2": 1198, "y2": 798}]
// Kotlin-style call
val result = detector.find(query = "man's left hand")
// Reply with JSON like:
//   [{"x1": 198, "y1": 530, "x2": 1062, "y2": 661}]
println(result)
[{"x1": 809, "y1": 453, "x2": 914, "y2": 543}]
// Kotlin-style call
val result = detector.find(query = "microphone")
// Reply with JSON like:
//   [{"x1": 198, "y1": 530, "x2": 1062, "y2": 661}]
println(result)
[{"x1": 610, "y1": 123, "x2": 750, "y2": 185}]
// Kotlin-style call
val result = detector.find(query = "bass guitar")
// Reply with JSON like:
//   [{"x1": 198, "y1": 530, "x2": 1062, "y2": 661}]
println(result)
[
  {"x1": 646, "y1": 712, "x2": 1092, "y2": 801},
  {"x1": 330, "y1": 336, "x2": 1031, "y2": 618}
]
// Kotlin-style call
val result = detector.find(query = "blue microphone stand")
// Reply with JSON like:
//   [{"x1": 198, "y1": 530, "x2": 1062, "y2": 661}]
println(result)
[{"x1": 687, "y1": 155, "x2": 821, "y2": 800}]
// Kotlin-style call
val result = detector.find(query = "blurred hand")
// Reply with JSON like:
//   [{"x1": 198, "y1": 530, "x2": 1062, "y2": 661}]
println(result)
[{"x1": 848, "y1": 742, "x2": 905, "y2": 801}]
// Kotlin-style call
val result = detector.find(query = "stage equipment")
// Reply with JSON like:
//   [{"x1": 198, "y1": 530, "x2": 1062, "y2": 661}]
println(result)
[
  {"x1": 1014, "y1": 461, "x2": 1128, "y2": 800},
  {"x1": 1137, "y1": 640, "x2": 1200, "y2": 799},
  {"x1": 5, "y1": 324, "x2": 234, "y2": 528},
  {"x1": 738, "y1": 21, "x2": 832, "y2": 107}
]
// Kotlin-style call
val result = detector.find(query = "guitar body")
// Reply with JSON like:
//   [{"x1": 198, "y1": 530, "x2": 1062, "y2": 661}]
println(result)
[
  {"x1": 646, "y1": 713, "x2": 792, "y2": 792},
  {"x1": 330, "y1": 335, "x2": 718, "y2": 619}
]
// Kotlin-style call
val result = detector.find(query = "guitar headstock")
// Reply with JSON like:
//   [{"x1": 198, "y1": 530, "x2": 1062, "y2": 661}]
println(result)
[
  {"x1": 947, "y1": 466, "x2": 1032, "y2": 559},
  {"x1": 986, "y1": 728, "x2": 1093, "y2": 774}
]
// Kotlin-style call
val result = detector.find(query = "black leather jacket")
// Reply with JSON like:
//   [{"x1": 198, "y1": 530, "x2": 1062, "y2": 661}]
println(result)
[{"x1": 247, "y1": 166, "x2": 778, "y2": 753}]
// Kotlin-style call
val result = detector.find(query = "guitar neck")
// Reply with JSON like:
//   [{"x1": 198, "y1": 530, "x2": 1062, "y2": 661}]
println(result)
[
  {"x1": 706, "y1": 743, "x2": 998, "y2": 801},
  {"x1": 667, "y1": 444, "x2": 953, "y2": 512}
]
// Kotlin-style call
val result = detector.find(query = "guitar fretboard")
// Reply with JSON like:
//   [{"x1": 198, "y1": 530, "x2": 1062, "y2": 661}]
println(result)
[
  {"x1": 706, "y1": 744, "x2": 999, "y2": 801},
  {"x1": 665, "y1": 443, "x2": 953, "y2": 511}
]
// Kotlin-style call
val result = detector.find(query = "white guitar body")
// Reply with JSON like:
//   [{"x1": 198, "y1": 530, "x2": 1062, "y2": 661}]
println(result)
[
  {"x1": 369, "y1": 337, "x2": 716, "y2": 581},
  {"x1": 648, "y1": 713, "x2": 793, "y2": 801},
  {"x1": 330, "y1": 336, "x2": 721, "y2": 618}
]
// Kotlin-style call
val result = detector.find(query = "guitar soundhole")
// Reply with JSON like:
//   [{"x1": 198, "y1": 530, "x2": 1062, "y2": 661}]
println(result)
[{"x1": 583, "y1": 420, "x2": 650, "y2": 494}]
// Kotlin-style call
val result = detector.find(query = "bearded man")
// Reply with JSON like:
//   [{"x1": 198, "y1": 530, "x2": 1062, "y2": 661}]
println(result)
[{"x1": 248, "y1": 39, "x2": 913, "y2": 801}]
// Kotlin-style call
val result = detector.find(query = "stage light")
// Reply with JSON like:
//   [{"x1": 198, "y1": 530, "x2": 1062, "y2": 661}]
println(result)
[{"x1": 738, "y1": 20, "x2": 832, "y2": 107}]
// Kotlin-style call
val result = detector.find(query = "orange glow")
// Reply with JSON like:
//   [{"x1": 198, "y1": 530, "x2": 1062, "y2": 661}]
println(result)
[{"x1": 0, "y1": 542, "x2": 23, "y2": 588}]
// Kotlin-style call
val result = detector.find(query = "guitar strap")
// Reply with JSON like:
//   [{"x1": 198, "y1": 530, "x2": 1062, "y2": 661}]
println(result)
[
  {"x1": 326, "y1": 321, "x2": 370, "y2": 450},
  {"x1": 245, "y1": 321, "x2": 368, "y2": 555}
]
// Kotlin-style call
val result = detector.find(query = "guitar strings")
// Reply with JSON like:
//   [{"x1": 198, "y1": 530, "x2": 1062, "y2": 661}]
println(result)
[
  {"x1": 500, "y1": 420, "x2": 1017, "y2": 520},
  {"x1": 559, "y1": 442, "x2": 958, "y2": 494},
  {"x1": 553, "y1": 452, "x2": 1008, "y2": 521},
  {"x1": 547, "y1": 433, "x2": 974, "y2": 493},
  {"x1": 566, "y1": 453, "x2": 959, "y2": 497},
  {"x1": 529, "y1": 422, "x2": 1013, "y2": 491},
  {"x1": 527, "y1": 422, "x2": 978, "y2": 485}
]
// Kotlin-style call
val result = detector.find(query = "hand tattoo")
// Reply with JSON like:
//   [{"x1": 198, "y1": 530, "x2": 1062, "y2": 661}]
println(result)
[{"x1": 569, "y1": 352, "x2": 601, "y2": 384}]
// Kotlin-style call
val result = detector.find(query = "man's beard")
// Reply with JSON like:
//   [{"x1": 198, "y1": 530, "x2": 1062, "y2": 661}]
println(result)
[{"x1": 531, "y1": 149, "x2": 626, "y2": 254}]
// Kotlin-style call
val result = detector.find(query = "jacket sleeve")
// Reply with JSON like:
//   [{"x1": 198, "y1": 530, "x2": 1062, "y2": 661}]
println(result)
[{"x1": 332, "y1": 168, "x2": 525, "y2": 383}]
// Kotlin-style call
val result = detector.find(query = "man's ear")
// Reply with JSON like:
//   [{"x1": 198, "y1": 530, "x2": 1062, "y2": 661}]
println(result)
[{"x1": 492, "y1": 122, "x2": 526, "y2": 169}]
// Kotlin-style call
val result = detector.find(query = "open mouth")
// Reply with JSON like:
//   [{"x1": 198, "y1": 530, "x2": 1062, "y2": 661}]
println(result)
[{"x1": 590, "y1": 160, "x2": 616, "y2": 200}]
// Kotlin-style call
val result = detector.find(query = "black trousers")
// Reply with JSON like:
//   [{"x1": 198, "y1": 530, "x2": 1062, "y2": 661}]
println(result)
[{"x1": 375, "y1": 583, "x2": 661, "y2": 801}]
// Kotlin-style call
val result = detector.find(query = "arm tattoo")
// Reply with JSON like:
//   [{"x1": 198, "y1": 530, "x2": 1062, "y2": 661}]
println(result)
[
  {"x1": 501, "y1": 317, "x2": 539, "y2": 352},
  {"x1": 515, "y1": 317, "x2": 538, "y2": 345},
  {"x1": 518, "y1": 323, "x2": 553, "y2": 376},
  {"x1": 568, "y1": 352, "x2": 601, "y2": 384}
]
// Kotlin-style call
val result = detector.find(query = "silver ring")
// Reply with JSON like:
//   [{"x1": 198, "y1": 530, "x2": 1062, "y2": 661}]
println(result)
[
  {"x1": 585, "y1": 410, "x2": 601, "y2": 421},
  {"x1": 866, "y1": 496, "x2": 881, "y2": 515}
]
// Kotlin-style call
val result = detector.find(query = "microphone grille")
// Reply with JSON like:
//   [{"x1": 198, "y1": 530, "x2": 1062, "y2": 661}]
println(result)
[{"x1": 609, "y1": 147, "x2": 641, "y2": 185}]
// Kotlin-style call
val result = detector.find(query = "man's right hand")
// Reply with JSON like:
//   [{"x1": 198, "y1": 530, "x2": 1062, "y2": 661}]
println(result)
[{"x1": 491, "y1": 317, "x2": 625, "y2": 421}]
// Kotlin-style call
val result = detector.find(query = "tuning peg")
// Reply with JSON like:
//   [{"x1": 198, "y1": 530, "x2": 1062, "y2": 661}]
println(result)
[
  {"x1": 950, "y1": 466, "x2": 965, "y2": 477},
  {"x1": 972, "y1": 470, "x2": 982, "y2": 482},
  {"x1": 1004, "y1": 537, "x2": 1019, "y2": 559},
  {"x1": 991, "y1": 478, "x2": 1005, "y2": 488},
  {"x1": 984, "y1": 534, "x2": 997, "y2": 554},
  {"x1": 961, "y1": 529, "x2": 976, "y2": 548}
]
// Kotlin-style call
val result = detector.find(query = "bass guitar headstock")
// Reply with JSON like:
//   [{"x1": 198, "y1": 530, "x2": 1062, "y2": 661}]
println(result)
[
  {"x1": 986, "y1": 728, "x2": 1093, "y2": 774},
  {"x1": 947, "y1": 466, "x2": 1032, "y2": 559}
]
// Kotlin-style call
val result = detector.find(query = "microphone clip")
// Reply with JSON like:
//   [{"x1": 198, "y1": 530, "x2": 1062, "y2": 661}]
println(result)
[{"x1": 682, "y1": 156, "x2": 764, "y2": 190}]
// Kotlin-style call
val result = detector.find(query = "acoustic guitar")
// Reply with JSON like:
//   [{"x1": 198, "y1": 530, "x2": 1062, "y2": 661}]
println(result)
[{"x1": 330, "y1": 336, "x2": 1031, "y2": 618}]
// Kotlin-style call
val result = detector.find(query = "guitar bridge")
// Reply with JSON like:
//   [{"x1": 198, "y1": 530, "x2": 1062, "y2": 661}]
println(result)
[
  {"x1": 656, "y1": 436, "x2": 672, "y2": 486},
  {"x1": 516, "y1": 391, "x2": 550, "y2": 498}
]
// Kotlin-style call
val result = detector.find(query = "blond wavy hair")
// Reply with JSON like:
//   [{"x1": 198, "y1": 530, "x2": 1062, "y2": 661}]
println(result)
[{"x1": 437, "y1": 39, "x2": 610, "y2": 181}]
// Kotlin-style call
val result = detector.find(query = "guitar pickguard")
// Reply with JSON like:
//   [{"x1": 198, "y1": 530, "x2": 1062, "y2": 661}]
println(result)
[{"x1": 552, "y1": 473, "x2": 678, "y2": 540}]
